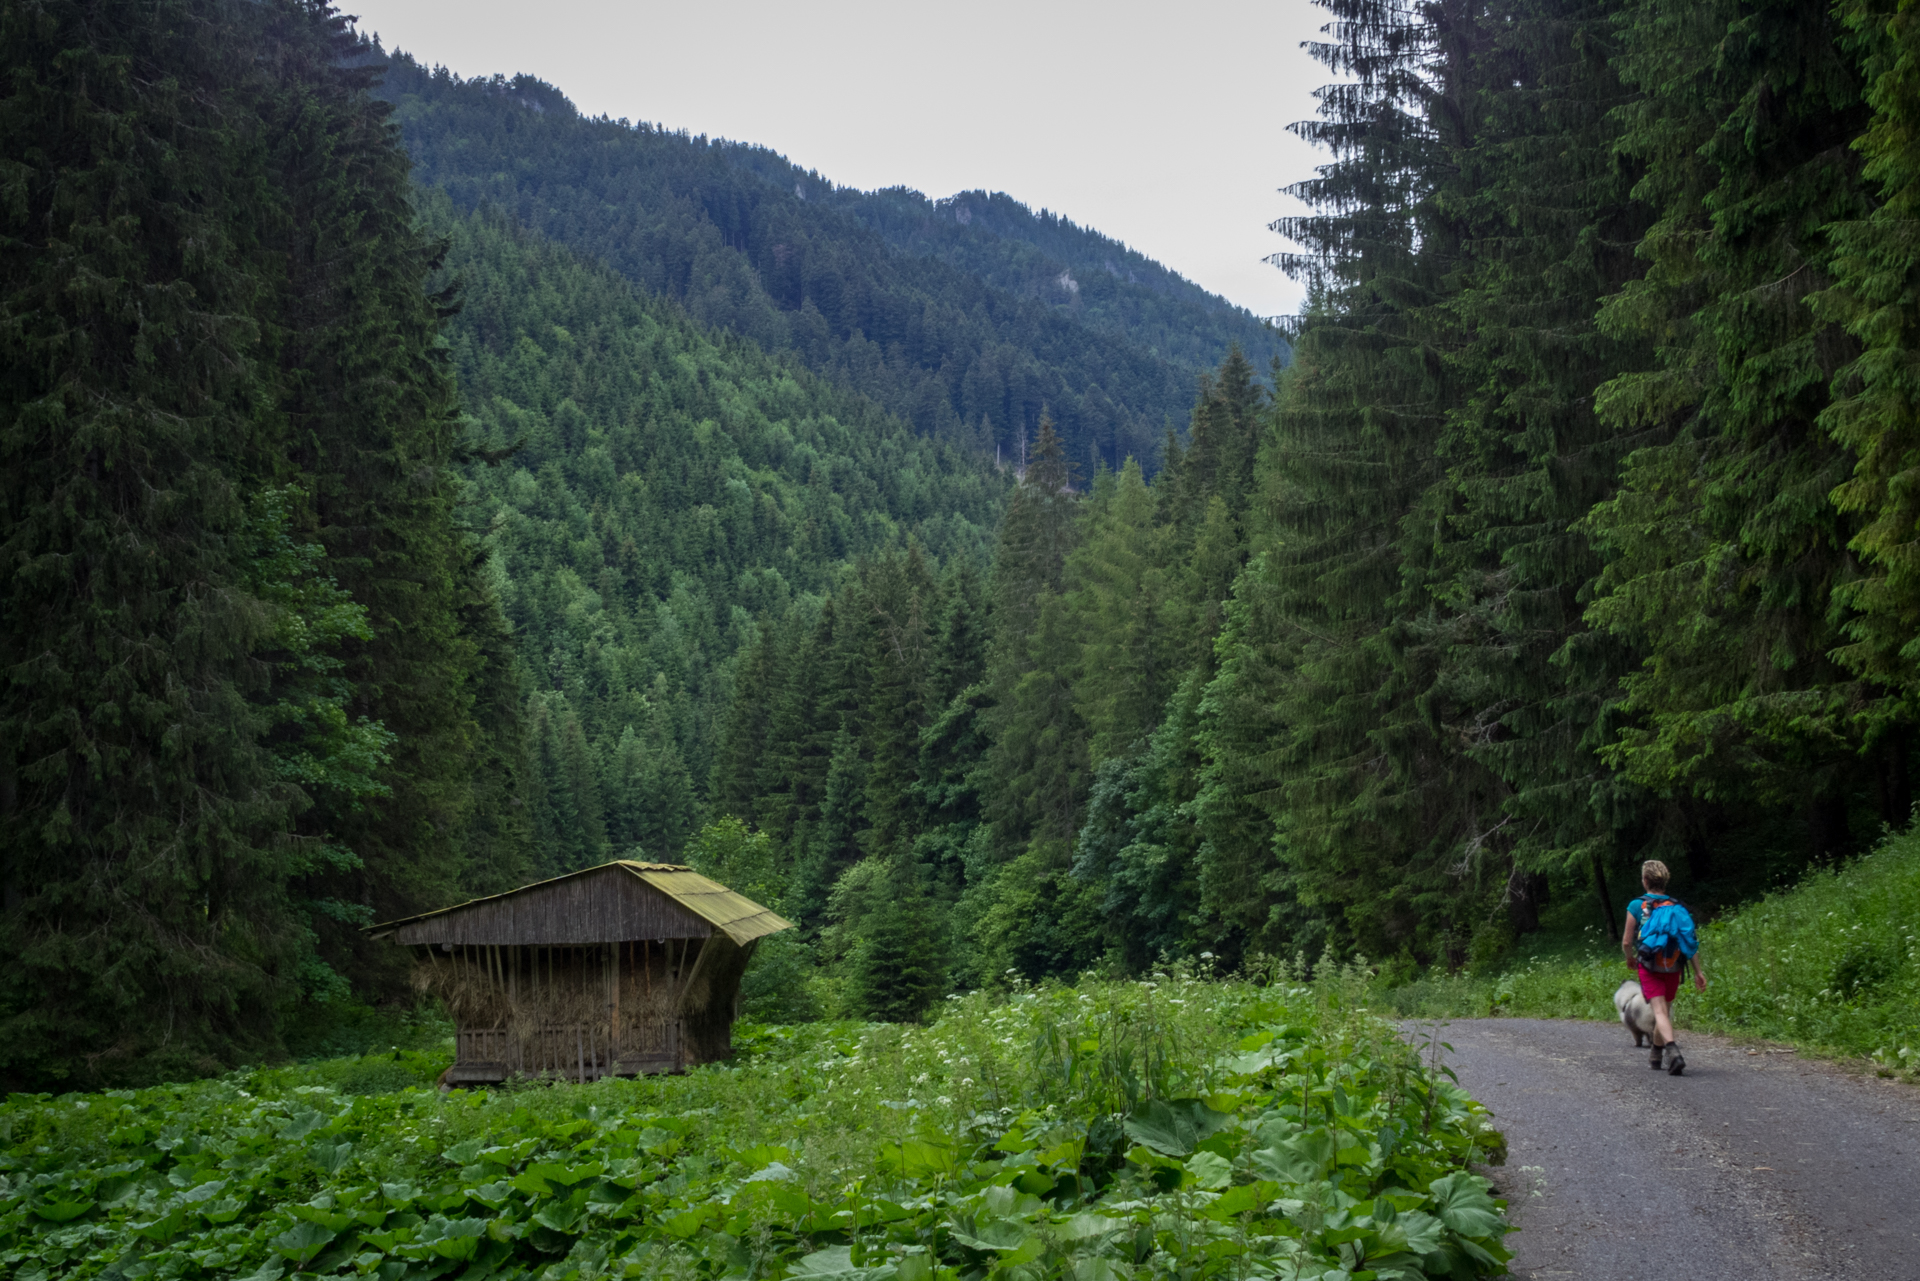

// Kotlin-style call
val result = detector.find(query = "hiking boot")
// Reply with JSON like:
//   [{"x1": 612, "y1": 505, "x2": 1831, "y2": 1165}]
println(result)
[
  {"x1": 1665, "y1": 1045, "x2": 1686, "y2": 1076},
  {"x1": 1649, "y1": 1043, "x2": 1665, "y2": 1069}
]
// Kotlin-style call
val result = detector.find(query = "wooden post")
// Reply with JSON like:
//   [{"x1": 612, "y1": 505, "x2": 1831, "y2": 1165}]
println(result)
[
  {"x1": 679, "y1": 936, "x2": 714, "y2": 1009},
  {"x1": 489, "y1": 944, "x2": 502, "y2": 1019},
  {"x1": 611, "y1": 941, "x2": 622, "y2": 1072},
  {"x1": 676, "y1": 936, "x2": 716, "y2": 1066}
]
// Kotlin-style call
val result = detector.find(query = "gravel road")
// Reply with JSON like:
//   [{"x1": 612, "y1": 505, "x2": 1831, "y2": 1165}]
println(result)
[{"x1": 1412, "y1": 1018, "x2": 1920, "y2": 1280}]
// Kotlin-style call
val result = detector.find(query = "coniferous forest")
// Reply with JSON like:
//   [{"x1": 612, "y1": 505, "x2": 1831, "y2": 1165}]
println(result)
[{"x1": 10, "y1": 0, "x2": 1920, "y2": 1087}]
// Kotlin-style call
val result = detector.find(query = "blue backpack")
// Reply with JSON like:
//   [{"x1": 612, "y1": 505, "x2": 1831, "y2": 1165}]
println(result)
[{"x1": 1636, "y1": 895, "x2": 1698, "y2": 973}]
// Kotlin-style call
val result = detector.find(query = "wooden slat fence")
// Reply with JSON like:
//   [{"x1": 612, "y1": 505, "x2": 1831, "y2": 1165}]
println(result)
[{"x1": 453, "y1": 1017, "x2": 682, "y2": 1082}]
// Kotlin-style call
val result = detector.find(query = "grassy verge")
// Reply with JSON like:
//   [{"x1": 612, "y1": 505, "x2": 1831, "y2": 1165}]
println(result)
[
  {"x1": 1381, "y1": 828, "x2": 1920, "y2": 1079},
  {"x1": 2, "y1": 965, "x2": 1512, "y2": 1280}
]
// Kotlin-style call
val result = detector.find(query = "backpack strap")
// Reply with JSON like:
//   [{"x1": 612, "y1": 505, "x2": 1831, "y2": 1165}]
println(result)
[{"x1": 1635, "y1": 893, "x2": 1674, "y2": 922}]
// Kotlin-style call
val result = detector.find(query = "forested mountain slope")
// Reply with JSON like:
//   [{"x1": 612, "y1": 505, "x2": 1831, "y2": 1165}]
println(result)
[
  {"x1": 376, "y1": 55, "x2": 1281, "y2": 473},
  {"x1": 431, "y1": 197, "x2": 1007, "y2": 877},
  {"x1": 716, "y1": 154, "x2": 1287, "y2": 372}
]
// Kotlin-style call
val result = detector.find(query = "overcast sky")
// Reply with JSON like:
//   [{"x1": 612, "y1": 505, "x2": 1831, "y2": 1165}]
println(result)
[{"x1": 349, "y1": 0, "x2": 1329, "y2": 318}]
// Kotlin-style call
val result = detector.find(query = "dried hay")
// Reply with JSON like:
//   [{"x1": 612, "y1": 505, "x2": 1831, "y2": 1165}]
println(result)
[{"x1": 412, "y1": 943, "x2": 687, "y2": 1076}]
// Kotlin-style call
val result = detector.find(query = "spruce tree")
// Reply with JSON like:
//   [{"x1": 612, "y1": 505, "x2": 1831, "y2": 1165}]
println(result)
[
  {"x1": 710, "y1": 623, "x2": 787, "y2": 821},
  {"x1": 1582, "y1": 0, "x2": 1885, "y2": 856},
  {"x1": 982, "y1": 416, "x2": 1085, "y2": 859},
  {"x1": 1195, "y1": 0, "x2": 1491, "y2": 961},
  {"x1": 850, "y1": 862, "x2": 948, "y2": 1023},
  {"x1": 1811, "y1": 0, "x2": 1920, "y2": 819},
  {"x1": 859, "y1": 550, "x2": 938, "y2": 861},
  {"x1": 1067, "y1": 459, "x2": 1180, "y2": 761},
  {"x1": 1415, "y1": 0, "x2": 1660, "y2": 931}
]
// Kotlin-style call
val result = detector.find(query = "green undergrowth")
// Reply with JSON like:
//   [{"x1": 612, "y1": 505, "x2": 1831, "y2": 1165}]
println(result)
[
  {"x1": 1, "y1": 967, "x2": 1510, "y2": 1281},
  {"x1": 281, "y1": 1005, "x2": 458, "y2": 1067},
  {"x1": 1381, "y1": 829, "x2": 1920, "y2": 1078}
]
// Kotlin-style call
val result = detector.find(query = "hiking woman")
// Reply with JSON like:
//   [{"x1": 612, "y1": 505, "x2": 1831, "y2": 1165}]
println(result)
[{"x1": 1621, "y1": 859, "x2": 1706, "y2": 1075}]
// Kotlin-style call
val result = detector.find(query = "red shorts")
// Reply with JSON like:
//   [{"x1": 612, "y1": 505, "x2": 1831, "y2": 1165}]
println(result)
[{"x1": 1637, "y1": 965, "x2": 1681, "y2": 1003}]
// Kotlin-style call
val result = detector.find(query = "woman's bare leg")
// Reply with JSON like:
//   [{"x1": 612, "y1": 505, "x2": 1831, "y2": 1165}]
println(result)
[{"x1": 1649, "y1": 994, "x2": 1675, "y2": 1046}]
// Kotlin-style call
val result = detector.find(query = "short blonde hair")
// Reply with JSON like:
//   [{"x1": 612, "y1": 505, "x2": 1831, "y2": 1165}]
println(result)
[{"x1": 1641, "y1": 859, "x2": 1670, "y2": 889}]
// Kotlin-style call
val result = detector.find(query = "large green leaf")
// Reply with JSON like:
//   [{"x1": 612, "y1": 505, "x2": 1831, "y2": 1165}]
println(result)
[
  {"x1": 948, "y1": 1219, "x2": 1031, "y2": 1252},
  {"x1": 509, "y1": 1161, "x2": 602, "y2": 1196},
  {"x1": 288, "y1": 1202, "x2": 358, "y2": 1232},
  {"x1": 201, "y1": 1196, "x2": 247, "y2": 1224},
  {"x1": 1375, "y1": 1207, "x2": 1445, "y2": 1256},
  {"x1": 633, "y1": 1127, "x2": 682, "y2": 1155},
  {"x1": 465, "y1": 1179, "x2": 515, "y2": 1211},
  {"x1": 660, "y1": 1204, "x2": 713, "y2": 1239},
  {"x1": 280, "y1": 1110, "x2": 329, "y2": 1141},
  {"x1": 1427, "y1": 1172, "x2": 1505, "y2": 1239},
  {"x1": 880, "y1": 1139, "x2": 957, "y2": 1179},
  {"x1": 269, "y1": 1220, "x2": 338, "y2": 1263},
  {"x1": 1122, "y1": 1098, "x2": 1232, "y2": 1157},
  {"x1": 1251, "y1": 1129, "x2": 1337, "y2": 1185},
  {"x1": 791, "y1": 1246, "x2": 856, "y2": 1275},
  {"x1": 414, "y1": 1215, "x2": 489, "y2": 1261},
  {"x1": 310, "y1": 1140, "x2": 354, "y2": 1174},
  {"x1": 30, "y1": 1197, "x2": 94, "y2": 1222},
  {"x1": 1185, "y1": 1151, "x2": 1233, "y2": 1191},
  {"x1": 531, "y1": 1196, "x2": 584, "y2": 1232}
]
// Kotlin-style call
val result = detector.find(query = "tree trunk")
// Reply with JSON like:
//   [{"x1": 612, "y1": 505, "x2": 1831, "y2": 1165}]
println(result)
[
  {"x1": 1878, "y1": 727, "x2": 1912, "y2": 830},
  {"x1": 1506, "y1": 865, "x2": 1550, "y2": 935},
  {"x1": 1590, "y1": 852, "x2": 1615, "y2": 935},
  {"x1": 1810, "y1": 790, "x2": 1851, "y2": 863}
]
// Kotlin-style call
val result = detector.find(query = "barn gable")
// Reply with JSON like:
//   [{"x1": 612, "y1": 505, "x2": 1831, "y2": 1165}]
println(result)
[{"x1": 367, "y1": 861, "x2": 789, "y2": 947}]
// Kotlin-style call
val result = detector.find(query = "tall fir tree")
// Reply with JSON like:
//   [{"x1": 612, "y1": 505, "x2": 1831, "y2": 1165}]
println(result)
[
  {"x1": 1810, "y1": 0, "x2": 1920, "y2": 825},
  {"x1": 1416, "y1": 0, "x2": 1658, "y2": 933},
  {"x1": 982, "y1": 416, "x2": 1087, "y2": 860},
  {"x1": 1582, "y1": 0, "x2": 1888, "y2": 859},
  {"x1": 0, "y1": 0, "x2": 522, "y2": 1085},
  {"x1": 1195, "y1": 0, "x2": 1495, "y2": 961}
]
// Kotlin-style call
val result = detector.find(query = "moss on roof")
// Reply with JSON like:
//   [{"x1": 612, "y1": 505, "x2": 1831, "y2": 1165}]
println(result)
[{"x1": 366, "y1": 859, "x2": 792, "y2": 946}]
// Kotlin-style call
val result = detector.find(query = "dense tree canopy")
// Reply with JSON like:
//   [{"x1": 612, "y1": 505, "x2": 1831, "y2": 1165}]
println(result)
[
  {"x1": 433, "y1": 197, "x2": 1008, "y2": 877},
  {"x1": 0, "y1": 0, "x2": 517, "y2": 1085}
]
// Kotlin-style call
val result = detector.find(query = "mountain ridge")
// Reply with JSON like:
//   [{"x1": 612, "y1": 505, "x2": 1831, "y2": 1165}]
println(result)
[{"x1": 375, "y1": 55, "x2": 1283, "y2": 474}]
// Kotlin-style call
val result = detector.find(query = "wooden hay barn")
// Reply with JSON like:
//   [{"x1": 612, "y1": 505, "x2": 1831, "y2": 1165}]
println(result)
[{"x1": 367, "y1": 861, "x2": 791, "y2": 1084}]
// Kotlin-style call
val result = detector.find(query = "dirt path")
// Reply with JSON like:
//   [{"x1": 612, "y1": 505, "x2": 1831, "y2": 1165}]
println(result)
[{"x1": 1414, "y1": 1019, "x2": 1920, "y2": 1280}]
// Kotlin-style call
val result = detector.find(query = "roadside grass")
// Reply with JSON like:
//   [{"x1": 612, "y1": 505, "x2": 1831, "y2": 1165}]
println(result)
[
  {"x1": 1, "y1": 964, "x2": 1514, "y2": 1280},
  {"x1": 1379, "y1": 828, "x2": 1920, "y2": 1079}
]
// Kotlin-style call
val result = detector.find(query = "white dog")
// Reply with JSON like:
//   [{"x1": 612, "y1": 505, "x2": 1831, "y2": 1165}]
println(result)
[{"x1": 1613, "y1": 978, "x2": 1657, "y2": 1046}]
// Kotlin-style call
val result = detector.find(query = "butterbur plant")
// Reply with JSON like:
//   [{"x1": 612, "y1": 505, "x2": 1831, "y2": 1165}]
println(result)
[{"x1": 0, "y1": 970, "x2": 1509, "y2": 1280}]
